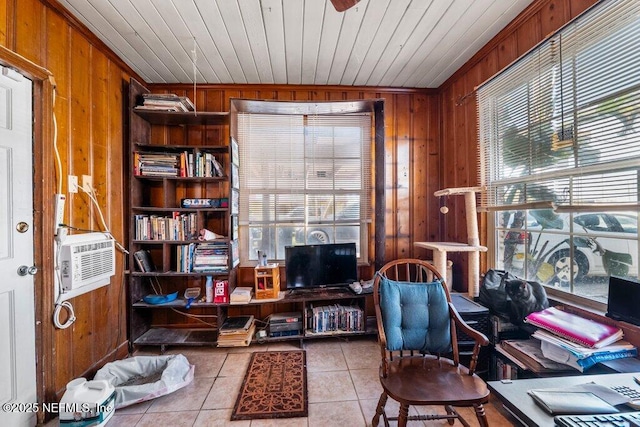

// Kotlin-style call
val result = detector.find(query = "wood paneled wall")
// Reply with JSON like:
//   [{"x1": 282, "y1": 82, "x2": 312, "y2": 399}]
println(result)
[
  {"x1": 437, "y1": 0, "x2": 599, "y2": 292},
  {"x1": 1, "y1": 0, "x2": 441, "y2": 410},
  {"x1": 0, "y1": 0, "x2": 605, "y2": 415},
  {"x1": 147, "y1": 84, "x2": 441, "y2": 285},
  {"x1": 1, "y1": 0, "x2": 132, "y2": 407}
]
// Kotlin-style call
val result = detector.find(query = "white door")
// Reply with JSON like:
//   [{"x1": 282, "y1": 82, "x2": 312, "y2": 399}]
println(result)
[{"x1": 0, "y1": 66, "x2": 37, "y2": 427}]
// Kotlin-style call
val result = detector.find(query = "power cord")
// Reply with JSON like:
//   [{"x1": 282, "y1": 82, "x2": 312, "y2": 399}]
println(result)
[
  {"x1": 147, "y1": 275, "x2": 219, "y2": 327},
  {"x1": 52, "y1": 238, "x2": 76, "y2": 329},
  {"x1": 78, "y1": 184, "x2": 129, "y2": 254},
  {"x1": 53, "y1": 301, "x2": 76, "y2": 329},
  {"x1": 254, "y1": 315, "x2": 272, "y2": 343}
]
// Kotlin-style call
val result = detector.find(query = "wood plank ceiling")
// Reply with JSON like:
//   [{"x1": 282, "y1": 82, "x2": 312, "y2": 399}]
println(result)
[{"x1": 56, "y1": 0, "x2": 534, "y2": 87}]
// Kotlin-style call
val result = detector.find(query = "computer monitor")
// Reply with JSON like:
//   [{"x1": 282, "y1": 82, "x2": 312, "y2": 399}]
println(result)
[{"x1": 606, "y1": 276, "x2": 640, "y2": 326}]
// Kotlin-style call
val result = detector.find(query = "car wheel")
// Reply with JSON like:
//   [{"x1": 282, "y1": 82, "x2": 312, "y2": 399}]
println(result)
[
  {"x1": 548, "y1": 249, "x2": 589, "y2": 283},
  {"x1": 308, "y1": 229, "x2": 331, "y2": 244}
]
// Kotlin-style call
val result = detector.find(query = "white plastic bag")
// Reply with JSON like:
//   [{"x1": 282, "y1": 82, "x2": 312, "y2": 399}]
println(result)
[{"x1": 94, "y1": 354, "x2": 194, "y2": 409}]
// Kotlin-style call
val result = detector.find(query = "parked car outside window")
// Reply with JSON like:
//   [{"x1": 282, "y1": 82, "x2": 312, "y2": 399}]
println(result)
[{"x1": 502, "y1": 211, "x2": 638, "y2": 286}]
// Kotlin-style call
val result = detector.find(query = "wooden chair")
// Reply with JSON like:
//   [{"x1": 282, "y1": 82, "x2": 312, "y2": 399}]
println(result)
[{"x1": 372, "y1": 259, "x2": 490, "y2": 427}]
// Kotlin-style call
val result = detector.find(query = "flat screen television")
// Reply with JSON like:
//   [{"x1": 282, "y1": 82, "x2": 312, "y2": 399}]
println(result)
[{"x1": 285, "y1": 243, "x2": 358, "y2": 289}]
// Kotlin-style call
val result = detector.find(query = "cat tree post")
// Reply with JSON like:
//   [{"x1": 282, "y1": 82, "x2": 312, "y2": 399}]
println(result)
[{"x1": 414, "y1": 187, "x2": 487, "y2": 298}]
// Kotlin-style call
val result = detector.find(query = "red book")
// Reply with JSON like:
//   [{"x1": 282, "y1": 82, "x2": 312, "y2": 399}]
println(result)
[{"x1": 525, "y1": 307, "x2": 623, "y2": 348}]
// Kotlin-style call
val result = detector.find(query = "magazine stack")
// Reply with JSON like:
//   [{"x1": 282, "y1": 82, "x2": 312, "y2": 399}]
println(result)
[
  {"x1": 193, "y1": 242, "x2": 228, "y2": 273},
  {"x1": 175, "y1": 242, "x2": 229, "y2": 273},
  {"x1": 133, "y1": 151, "x2": 179, "y2": 177},
  {"x1": 135, "y1": 93, "x2": 195, "y2": 112}
]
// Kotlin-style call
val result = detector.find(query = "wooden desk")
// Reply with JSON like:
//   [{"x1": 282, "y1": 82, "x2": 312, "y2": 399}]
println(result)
[{"x1": 488, "y1": 372, "x2": 640, "y2": 426}]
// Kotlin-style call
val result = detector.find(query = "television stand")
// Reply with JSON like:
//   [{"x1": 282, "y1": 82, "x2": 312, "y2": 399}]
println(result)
[{"x1": 226, "y1": 286, "x2": 376, "y2": 345}]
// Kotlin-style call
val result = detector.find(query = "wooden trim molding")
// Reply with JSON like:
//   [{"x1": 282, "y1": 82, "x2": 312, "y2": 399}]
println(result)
[
  {"x1": 150, "y1": 83, "x2": 438, "y2": 95},
  {"x1": 0, "y1": 44, "x2": 51, "y2": 80},
  {"x1": 0, "y1": 43, "x2": 55, "y2": 425}
]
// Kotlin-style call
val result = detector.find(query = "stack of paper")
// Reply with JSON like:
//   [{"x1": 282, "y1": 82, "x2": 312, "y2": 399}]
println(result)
[
  {"x1": 533, "y1": 329, "x2": 637, "y2": 372},
  {"x1": 499, "y1": 339, "x2": 575, "y2": 373},
  {"x1": 230, "y1": 287, "x2": 253, "y2": 304}
]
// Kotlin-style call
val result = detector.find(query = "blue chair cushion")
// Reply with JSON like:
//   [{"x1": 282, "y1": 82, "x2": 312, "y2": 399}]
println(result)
[{"x1": 379, "y1": 276, "x2": 452, "y2": 353}]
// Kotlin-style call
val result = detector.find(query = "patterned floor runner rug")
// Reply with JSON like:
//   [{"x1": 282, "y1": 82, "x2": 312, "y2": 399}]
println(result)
[{"x1": 231, "y1": 350, "x2": 307, "y2": 420}]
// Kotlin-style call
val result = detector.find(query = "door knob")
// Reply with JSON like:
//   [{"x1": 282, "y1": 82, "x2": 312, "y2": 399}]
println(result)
[{"x1": 17, "y1": 265, "x2": 38, "y2": 276}]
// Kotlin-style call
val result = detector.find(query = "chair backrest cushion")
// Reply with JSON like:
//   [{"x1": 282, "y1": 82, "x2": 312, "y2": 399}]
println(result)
[{"x1": 379, "y1": 276, "x2": 452, "y2": 353}]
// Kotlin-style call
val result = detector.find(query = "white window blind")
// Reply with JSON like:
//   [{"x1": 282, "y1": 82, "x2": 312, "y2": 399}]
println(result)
[
  {"x1": 478, "y1": 0, "x2": 640, "y2": 210},
  {"x1": 237, "y1": 112, "x2": 372, "y2": 263}
]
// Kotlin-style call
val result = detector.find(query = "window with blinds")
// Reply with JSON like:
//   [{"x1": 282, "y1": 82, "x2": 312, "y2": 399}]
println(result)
[
  {"x1": 478, "y1": 0, "x2": 639, "y2": 301},
  {"x1": 237, "y1": 112, "x2": 371, "y2": 263}
]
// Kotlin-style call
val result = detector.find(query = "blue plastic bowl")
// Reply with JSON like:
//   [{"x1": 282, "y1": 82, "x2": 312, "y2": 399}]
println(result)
[{"x1": 143, "y1": 291, "x2": 179, "y2": 305}]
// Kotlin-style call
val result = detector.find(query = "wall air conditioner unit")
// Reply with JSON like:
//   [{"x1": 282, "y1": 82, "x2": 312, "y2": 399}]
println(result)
[{"x1": 58, "y1": 233, "x2": 116, "y2": 299}]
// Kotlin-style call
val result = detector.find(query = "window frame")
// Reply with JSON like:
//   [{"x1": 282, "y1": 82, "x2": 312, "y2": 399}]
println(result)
[
  {"x1": 479, "y1": 0, "x2": 640, "y2": 303},
  {"x1": 229, "y1": 98, "x2": 386, "y2": 270}
]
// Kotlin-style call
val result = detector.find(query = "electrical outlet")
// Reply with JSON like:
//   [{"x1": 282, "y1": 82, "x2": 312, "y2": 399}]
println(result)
[
  {"x1": 68, "y1": 175, "x2": 78, "y2": 193},
  {"x1": 82, "y1": 175, "x2": 92, "y2": 192}
]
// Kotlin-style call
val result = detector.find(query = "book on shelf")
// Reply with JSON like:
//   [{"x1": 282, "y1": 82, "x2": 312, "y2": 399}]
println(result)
[
  {"x1": 133, "y1": 249, "x2": 155, "y2": 272},
  {"x1": 181, "y1": 198, "x2": 218, "y2": 208},
  {"x1": 177, "y1": 151, "x2": 224, "y2": 178},
  {"x1": 533, "y1": 330, "x2": 637, "y2": 372},
  {"x1": 135, "y1": 212, "x2": 198, "y2": 241},
  {"x1": 525, "y1": 307, "x2": 623, "y2": 348}
]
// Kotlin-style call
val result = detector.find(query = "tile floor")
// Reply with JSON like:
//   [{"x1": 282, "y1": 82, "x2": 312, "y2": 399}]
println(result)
[{"x1": 47, "y1": 337, "x2": 518, "y2": 426}]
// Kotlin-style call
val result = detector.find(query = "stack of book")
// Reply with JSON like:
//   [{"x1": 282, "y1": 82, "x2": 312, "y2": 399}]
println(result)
[
  {"x1": 193, "y1": 242, "x2": 228, "y2": 272},
  {"x1": 217, "y1": 315, "x2": 255, "y2": 347},
  {"x1": 134, "y1": 151, "x2": 179, "y2": 177},
  {"x1": 525, "y1": 307, "x2": 637, "y2": 372},
  {"x1": 135, "y1": 93, "x2": 195, "y2": 112},
  {"x1": 175, "y1": 242, "x2": 229, "y2": 273}
]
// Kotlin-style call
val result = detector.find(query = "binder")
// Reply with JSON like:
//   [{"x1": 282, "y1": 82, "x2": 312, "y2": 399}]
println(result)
[{"x1": 525, "y1": 307, "x2": 623, "y2": 348}]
